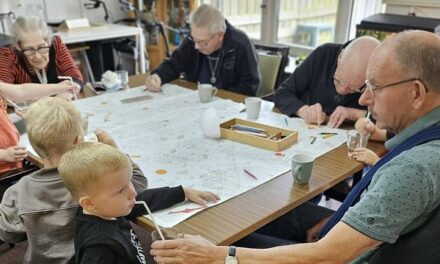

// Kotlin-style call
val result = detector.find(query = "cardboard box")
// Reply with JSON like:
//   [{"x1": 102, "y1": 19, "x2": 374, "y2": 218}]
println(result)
[{"x1": 220, "y1": 118, "x2": 298, "y2": 151}]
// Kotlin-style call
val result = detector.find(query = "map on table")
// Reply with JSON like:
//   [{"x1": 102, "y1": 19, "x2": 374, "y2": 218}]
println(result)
[{"x1": 21, "y1": 84, "x2": 347, "y2": 227}]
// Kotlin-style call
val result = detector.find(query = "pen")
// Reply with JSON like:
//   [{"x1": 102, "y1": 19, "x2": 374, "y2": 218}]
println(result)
[
  {"x1": 310, "y1": 136, "x2": 317, "y2": 144},
  {"x1": 284, "y1": 117, "x2": 288, "y2": 126},
  {"x1": 244, "y1": 169, "x2": 258, "y2": 180},
  {"x1": 318, "y1": 132, "x2": 338, "y2": 135}
]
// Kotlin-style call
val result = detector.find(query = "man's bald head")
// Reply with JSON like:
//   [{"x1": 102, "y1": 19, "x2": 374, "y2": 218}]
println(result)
[
  {"x1": 335, "y1": 36, "x2": 380, "y2": 95},
  {"x1": 373, "y1": 30, "x2": 440, "y2": 94}
]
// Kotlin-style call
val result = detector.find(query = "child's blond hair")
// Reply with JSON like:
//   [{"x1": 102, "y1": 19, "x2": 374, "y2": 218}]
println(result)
[
  {"x1": 26, "y1": 97, "x2": 82, "y2": 158},
  {"x1": 58, "y1": 142, "x2": 130, "y2": 200}
]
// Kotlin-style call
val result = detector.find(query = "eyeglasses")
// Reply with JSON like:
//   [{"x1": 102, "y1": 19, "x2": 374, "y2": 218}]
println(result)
[
  {"x1": 21, "y1": 45, "x2": 50, "y2": 56},
  {"x1": 188, "y1": 34, "x2": 216, "y2": 48},
  {"x1": 361, "y1": 77, "x2": 422, "y2": 96},
  {"x1": 333, "y1": 76, "x2": 366, "y2": 93}
]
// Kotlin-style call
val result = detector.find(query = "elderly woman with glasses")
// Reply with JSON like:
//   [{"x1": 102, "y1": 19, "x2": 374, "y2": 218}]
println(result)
[
  {"x1": 145, "y1": 4, "x2": 260, "y2": 96},
  {"x1": 0, "y1": 16, "x2": 82, "y2": 100}
]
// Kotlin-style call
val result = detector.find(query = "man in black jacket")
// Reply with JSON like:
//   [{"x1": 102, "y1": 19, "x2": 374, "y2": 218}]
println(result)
[
  {"x1": 145, "y1": 4, "x2": 260, "y2": 96},
  {"x1": 274, "y1": 36, "x2": 380, "y2": 128}
]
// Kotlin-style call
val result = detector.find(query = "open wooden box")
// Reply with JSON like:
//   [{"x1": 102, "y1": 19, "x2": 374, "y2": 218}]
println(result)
[{"x1": 220, "y1": 118, "x2": 298, "y2": 151}]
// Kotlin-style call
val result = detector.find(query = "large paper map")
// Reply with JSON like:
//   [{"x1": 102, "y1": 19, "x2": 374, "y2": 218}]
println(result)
[{"x1": 21, "y1": 84, "x2": 347, "y2": 227}]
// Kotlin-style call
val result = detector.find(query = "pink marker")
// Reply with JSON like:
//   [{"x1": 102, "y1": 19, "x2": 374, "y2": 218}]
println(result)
[{"x1": 244, "y1": 169, "x2": 258, "y2": 180}]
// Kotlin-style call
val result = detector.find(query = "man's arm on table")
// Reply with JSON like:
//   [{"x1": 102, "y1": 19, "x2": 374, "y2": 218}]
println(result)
[
  {"x1": 151, "y1": 222, "x2": 382, "y2": 264},
  {"x1": 273, "y1": 56, "x2": 313, "y2": 117}
]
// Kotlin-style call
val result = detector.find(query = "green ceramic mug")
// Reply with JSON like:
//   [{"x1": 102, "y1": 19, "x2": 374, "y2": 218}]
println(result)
[{"x1": 291, "y1": 153, "x2": 315, "y2": 185}]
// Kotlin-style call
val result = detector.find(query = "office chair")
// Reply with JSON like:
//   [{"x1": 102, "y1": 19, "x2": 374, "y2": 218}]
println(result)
[
  {"x1": 254, "y1": 44, "x2": 290, "y2": 99},
  {"x1": 367, "y1": 204, "x2": 440, "y2": 263}
]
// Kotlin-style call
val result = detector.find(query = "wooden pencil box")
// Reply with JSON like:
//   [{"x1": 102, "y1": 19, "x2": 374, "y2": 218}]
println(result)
[{"x1": 220, "y1": 118, "x2": 298, "y2": 151}]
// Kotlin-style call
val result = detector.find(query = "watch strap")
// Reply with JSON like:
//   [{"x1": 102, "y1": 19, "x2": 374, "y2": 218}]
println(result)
[{"x1": 228, "y1": 246, "x2": 236, "y2": 257}]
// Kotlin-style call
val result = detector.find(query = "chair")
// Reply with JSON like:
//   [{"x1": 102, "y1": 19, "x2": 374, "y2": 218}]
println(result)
[
  {"x1": 255, "y1": 44, "x2": 290, "y2": 98},
  {"x1": 367, "y1": 204, "x2": 440, "y2": 263},
  {"x1": 324, "y1": 170, "x2": 363, "y2": 202}
]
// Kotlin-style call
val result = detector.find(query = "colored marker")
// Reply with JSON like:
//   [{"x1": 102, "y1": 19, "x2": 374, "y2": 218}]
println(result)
[{"x1": 244, "y1": 169, "x2": 258, "y2": 180}]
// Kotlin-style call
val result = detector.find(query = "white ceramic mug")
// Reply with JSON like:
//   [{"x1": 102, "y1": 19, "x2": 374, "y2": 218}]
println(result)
[
  {"x1": 198, "y1": 84, "x2": 218, "y2": 103},
  {"x1": 245, "y1": 97, "x2": 262, "y2": 119}
]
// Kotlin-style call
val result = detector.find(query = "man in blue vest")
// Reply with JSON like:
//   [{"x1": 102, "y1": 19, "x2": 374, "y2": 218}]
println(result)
[{"x1": 150, "y1": 30, "x2": 440, "y2": 263}]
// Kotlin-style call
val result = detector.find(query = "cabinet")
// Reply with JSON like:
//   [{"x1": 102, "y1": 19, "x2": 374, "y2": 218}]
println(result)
[
  {"x1": 130, "y1": 0, "x2": 197, "y2": 70},
  {"x1": 356, "y1": 13, "x2": 440, "y2": 41}
]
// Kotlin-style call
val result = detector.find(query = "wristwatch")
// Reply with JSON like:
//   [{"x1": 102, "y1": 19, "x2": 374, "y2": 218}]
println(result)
[{"x1": 224, "y1": 246, "x2": 239, "y2": 264}]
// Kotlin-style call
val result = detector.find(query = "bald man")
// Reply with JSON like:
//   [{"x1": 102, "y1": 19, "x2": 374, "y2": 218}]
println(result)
[{"x1": 274, "y1": 36, "x2": 380, "y2": 128}]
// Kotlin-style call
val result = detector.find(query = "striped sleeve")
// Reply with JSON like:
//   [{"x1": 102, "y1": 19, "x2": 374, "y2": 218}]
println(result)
[
  {"x1": 0, "y1": 46, "x2": 21, "y2": 84},
  {"x1": 53, "y1": 36, "x2": 84, "y2": 84}
]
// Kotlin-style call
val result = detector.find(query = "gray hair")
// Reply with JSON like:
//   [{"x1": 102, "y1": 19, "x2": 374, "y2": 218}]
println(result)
[
  {"x1": 189, "y1": 4, "x2": 226, "y2": 34},
  {"x1": 389, "y1": 30, "x2": 440, "y2": 93},
  {"x1": 12, "y1": 16, "x2": 52, "y2": 45}
]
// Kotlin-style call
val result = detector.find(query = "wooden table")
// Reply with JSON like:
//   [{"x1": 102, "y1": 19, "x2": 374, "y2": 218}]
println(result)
[{"x1": 131, "y1": 74, "x2": 387, "y2": 245}]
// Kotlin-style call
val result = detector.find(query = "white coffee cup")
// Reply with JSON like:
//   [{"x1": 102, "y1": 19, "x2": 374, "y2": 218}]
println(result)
[
  {"x1": 198, "y1": 84, "x2": 218, "y2": 103},
  {"x1": 245, "y1": 97, "x2": 262, "y2": 119}
]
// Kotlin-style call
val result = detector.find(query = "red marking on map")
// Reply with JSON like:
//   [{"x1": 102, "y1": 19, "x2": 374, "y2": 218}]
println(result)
[{"x1": 168, "y1": 206, "x2": 207, "y2": 214}]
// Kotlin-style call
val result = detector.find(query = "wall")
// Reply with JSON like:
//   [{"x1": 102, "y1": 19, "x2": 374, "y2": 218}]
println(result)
[{"x1": 6, "y1": 0, "x2": 128, "y2": 24}]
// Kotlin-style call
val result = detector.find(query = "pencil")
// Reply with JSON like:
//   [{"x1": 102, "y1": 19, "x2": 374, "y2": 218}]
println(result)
[
  {"x1": 6, "y1": 99, "x2": 23, "y2": 111},
  {"x1": 322, "y1": 134, "x2": 334, "y2": 139},
  {"x1": 318, "y1": 132, "x2": 338, "y2": 135},
  {"x1": 310, "y1": 136, "x2": 317, "y2": 144},
  {"x1": 58, "y1": 76, "x2": 78, "y2": 101},
  {"x1": 284, "y1": 117, "x2": 288, "y2": 126},
  {"x1": 244, "y1": 169, "x2": 258, "y2": 180}
]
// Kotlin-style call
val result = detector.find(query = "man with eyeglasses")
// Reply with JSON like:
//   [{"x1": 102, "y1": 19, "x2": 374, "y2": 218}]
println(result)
[
  {"x1": 274, "y1": 36, "x2": 380, "y2": 128},
  {"x1": 0, "y1": 16, "x2": 81, "y2": 99},
  {"x1": 150, "y1": 30, "x2": 440, "y2": 264},
  {"x1": 145, "y1": 4, "x2": 260, "y2": 96}
]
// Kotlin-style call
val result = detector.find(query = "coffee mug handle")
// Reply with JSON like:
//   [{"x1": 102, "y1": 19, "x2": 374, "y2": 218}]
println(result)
[
  {"x1": 293, "y1": 166, "x2": 301, "y2": 179},
  {"x1": 212, "y1": 87, "x2": 218, "y2": 98}
]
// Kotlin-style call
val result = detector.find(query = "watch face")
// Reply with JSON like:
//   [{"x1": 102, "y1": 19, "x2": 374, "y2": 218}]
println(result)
[{"x1": 225, "y1": 256, "x2": 239, "y2": 264}]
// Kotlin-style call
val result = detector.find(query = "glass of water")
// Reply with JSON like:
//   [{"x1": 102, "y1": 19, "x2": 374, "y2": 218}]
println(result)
[
  {"x1": 346, "y1": 129, "x2": 360, "y2": 157},
  {"x1": 116, "y1": 70, "x2": 129, "y2": 90}
]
